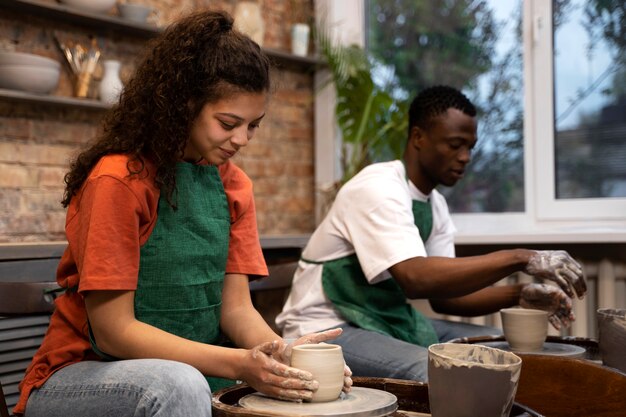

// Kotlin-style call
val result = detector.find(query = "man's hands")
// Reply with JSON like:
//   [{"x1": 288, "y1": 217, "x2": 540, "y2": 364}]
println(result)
[
  {"x1": 520, "y1": 283, "x2": 574, "y2": 330},
  {"x1": 525, "y1": 251, "x2": 586, "y2": 299}
]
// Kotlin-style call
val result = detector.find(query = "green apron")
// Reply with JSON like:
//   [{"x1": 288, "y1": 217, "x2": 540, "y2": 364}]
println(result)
[
  {"x1": 90, "y1": 162, "x2": 235, "y2": 391},
  {"x1": 316, "y1": 198, "x2": 439, "y2": 347}
]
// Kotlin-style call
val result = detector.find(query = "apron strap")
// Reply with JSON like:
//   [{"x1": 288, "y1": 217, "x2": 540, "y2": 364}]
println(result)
[{"x1": 412, "y1": 199, "x2": 433, "y2": 242}]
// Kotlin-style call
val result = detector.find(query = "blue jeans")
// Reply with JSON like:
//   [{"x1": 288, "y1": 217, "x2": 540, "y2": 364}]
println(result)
[
  {"x1": 332, "y1": 319, "x2": 501, "y2": 382},
  {"x1": 24, "y1": 359, "x2": 212, "y2": 417}
]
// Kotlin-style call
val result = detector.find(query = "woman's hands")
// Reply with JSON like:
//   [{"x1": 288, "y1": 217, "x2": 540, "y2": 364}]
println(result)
[
  {"x1": 239, "y1": 340, "x2": 319, "y2": 401},
  {"x1": 239, "y1": 329, "x2": 353, "y2": 401},
  {"x1": 273, "y1": 328, "x2": 343, "y2": 363},
  {"x1": 276, "y1": 328, "x2": 353, "y2": 394},
  {"x1": 519, "y1": 283, "x2": 575, "y2": 329}
]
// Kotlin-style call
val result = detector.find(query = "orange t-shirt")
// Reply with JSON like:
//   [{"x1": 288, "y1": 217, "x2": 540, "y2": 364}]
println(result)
[{"x1": 14, "y1": 154, "x2": 268, "y2": 415}]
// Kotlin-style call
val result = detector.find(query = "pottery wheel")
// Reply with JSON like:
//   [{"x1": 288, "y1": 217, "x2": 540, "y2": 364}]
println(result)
[
  {"x1": 480, "y1": 341, "x2": 586, "y2": 358},
  {"x1": 238, "y1": 387, "x2": 398, "y2": 417}
]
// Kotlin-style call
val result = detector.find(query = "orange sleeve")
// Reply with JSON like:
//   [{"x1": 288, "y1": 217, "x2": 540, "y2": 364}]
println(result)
[
  {"x1": 219, "y1": 162, "x2": 268, "y2": 278},
  {"x1": 66, "y1": 154, "x2": 158, "y2": 291},
  {"x1": 14, "y1": 156, "x2": 159, "y2": 416}
]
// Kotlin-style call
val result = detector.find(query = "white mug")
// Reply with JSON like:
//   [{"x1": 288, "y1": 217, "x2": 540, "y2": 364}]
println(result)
[{"x1": 290, "y1": 343, "x2": 344, "y2": 402}]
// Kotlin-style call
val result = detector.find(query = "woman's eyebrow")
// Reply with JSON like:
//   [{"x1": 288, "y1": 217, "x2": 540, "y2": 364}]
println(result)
[
  {"x1": 216, "y1": 113, "x2": 266, "y2": 122},
  {"x1": 216, "y1": 112, "x2": 244, "y2": 121}
]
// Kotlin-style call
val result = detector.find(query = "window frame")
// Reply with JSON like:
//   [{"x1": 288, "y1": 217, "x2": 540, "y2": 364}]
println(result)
[
  {"x1": 315, "y1": 0, "x2": 626, "y2": 243},
  {"x1": 532, "y1": 0, "x2": 626, "y2": 222}
]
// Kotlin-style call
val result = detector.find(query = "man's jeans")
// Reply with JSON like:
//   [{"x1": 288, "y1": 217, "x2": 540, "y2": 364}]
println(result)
[
  {"x1": 332, "y1": 319, "x2": 501, "y2": 382},
  {"x1": 24, "y1": 359, "x2": 212, "y2": 417}
]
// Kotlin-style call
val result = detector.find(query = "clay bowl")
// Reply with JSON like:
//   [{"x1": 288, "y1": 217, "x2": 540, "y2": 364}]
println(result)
[
  {"x1": 0, "y1": 64, "x2": 60, "y2": 94},
  {"x1": 597, "y1": 308, "x2": 626, "y2": 373},
  {"x1": 0, "y1": 51, "x2": 60, "y2": 69},
  {"x1": 118, "y1": 3, "x2": 153, "y2": 23},
  {"x1": 58, "y1": 0, "x2": 116, "y2": 13}
]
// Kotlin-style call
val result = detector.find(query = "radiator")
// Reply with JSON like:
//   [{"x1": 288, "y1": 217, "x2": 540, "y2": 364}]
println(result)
[{"x1": 415, "y1": 258, "x2": 626, "y2": 339}]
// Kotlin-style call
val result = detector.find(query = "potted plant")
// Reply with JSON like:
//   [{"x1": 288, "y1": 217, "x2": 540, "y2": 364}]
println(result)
[{"x1": 315, "y1": 26, "x2": 409, "y2": 210}]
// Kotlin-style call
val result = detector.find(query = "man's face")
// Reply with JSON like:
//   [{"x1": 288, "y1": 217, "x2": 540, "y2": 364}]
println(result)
[{"x1": 417, "y1": 108, "x2": 477, "y2": 187}]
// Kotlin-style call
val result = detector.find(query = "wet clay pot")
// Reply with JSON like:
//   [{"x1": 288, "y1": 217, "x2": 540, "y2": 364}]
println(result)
[
  {"x1": 428, "y1": 343, "x2": 522, "y2": 417},
  {"x1": 291, "y1": 343, "x2": 345, "y2": 402},
  {"x1": 597, "y1": 308, "x2": 626, "y2": 373},
  {"x1": 500, "y1": 308, "x2": 548, "y2": 352}
]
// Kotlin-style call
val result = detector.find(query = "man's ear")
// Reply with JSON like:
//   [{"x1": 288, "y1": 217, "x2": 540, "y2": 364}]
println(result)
[{"x1": 410, "y1": 126, "x2": 426, "y2": 149}]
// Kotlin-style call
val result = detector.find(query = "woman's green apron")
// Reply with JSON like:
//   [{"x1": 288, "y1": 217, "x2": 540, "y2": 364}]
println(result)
[
  {"x1": 314, "y1": 198, "x2": 438, "y2": 347},
  {"x1": 90, "y1": 162, "x2": 235, "y2": 391}
]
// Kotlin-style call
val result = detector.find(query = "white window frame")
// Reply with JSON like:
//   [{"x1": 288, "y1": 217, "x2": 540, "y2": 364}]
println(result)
[
  {"x1": 532, "y1": 0, "x2": 626, "y2": 222},
  {"x1": 315, "y1": 0, "x2": 626, "y2": 243}
]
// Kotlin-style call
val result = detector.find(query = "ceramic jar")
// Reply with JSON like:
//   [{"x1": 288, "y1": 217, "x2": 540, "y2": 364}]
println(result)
[
  {"x1": 233, "y1": 2, "x2": 265, "y2": 46},
  {"x1": 99, "y1": 59, "x2": 123, "y2": 104},
  {"x1": 597, "y1": 308, "x2": 626, "y2": 373},
  {"x1": 428, "y1": 343, "x2": 522, "y2": 417},
  {"x1": 291, "y1": 343, "x2": 344, "y2": 402}
]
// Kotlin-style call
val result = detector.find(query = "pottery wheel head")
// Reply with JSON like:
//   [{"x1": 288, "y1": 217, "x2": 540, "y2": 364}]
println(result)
[{"x1": 238, "y1": 387, "x2": 398, "y2": 417}]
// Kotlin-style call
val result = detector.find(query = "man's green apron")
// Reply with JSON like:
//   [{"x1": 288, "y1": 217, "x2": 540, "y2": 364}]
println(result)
[
  {"x1": 90, "y1": 162, "x2": 235, "y2": 391},
  {"x1": 315, "y1": 199, "x2": 439, "y2": 347}
]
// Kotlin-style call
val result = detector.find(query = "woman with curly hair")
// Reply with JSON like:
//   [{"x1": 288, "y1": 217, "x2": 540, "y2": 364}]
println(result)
[{"x1": 15, "y1": 9, "x2": 350, "y2": 417}]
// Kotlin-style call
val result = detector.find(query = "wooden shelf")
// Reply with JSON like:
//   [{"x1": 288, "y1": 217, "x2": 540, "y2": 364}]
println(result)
[
  {"x1": 263, "y1": 47, "x2": 322, "y2": 72},
  {"x1": 0, "y1": 88, "x2": 110, "y2": 110},
  {"x1": 1, "y1": 0, "x2": 324, "y2": 70},
  {"x1": 2, "y1": 0, "x2": 160, "y2": 38},
  {"x1": 0, "y1": 0, "x2": 322, "y2": 110}
]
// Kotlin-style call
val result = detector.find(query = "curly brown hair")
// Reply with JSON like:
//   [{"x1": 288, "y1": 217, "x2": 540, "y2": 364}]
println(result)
[{"x1": 62, "y1": 9, "x2": 271, "y2": 208}]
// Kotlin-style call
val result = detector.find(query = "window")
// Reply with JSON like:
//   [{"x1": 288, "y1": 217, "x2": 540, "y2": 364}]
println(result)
[
  {"x1": 316, "y1": 0, "x2": 626, "y2": 237},
  {"x1": 367, "y1": 0, "x2": 525, "y2": 214},
  {"x1": 554, "y1": 0, "x2": 626, "y2": 200},
  {"x1": 532, "y1": 0, "x2": 626, "y2": 222}
]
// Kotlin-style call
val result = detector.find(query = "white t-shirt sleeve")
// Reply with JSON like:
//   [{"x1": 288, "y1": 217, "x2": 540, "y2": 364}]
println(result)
[{"x1": 337, "y1": 173, "x2": 426, "y2": 282}]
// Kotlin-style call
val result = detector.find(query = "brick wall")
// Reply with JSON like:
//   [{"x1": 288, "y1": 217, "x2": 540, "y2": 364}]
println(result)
[{"x1": 0, "y1": 0, "x2": 316, "y2": 242}]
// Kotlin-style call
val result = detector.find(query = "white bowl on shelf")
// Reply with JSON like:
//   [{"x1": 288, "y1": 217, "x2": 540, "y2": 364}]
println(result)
[
  {"x1": 0, "y1": 51, "x2": 61, "y2": 69},
  {"x1": 58, "y1": 0, "x2": 117, "y2": 14},
  {"x1": 118, "y1": 3, "x2": 153, "y2": 23},
  {"x1": 0, "y1": 64, "x2": 60, "y2": 94}
]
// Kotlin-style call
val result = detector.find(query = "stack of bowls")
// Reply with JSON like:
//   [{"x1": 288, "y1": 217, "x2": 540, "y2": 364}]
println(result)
[{"x1": 0, "y1": 51, "x2": 61, "y2": 94}]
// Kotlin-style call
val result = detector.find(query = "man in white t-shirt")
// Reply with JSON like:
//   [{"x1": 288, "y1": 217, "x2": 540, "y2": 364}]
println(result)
[{"x1": 276, "y1": 85, "x2": 587, "y2": 381}]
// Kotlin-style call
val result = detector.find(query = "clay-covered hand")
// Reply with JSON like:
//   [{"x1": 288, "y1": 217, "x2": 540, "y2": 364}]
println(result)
[
  {"x1": 519, "y1": 283, "x2": 575, "y2": 330},
  {"x1": 239, "y1": 340, "x2": 319, "y2": 401},
  {"x1": 275, "y1": 328, "x2": 352, "y2": 393},
  {"x1": 342, "y1": 363, "x2": 353, "y2": 394},
  {"x1": 524, "y1": 250, "x2": 587, "y2": 299}
]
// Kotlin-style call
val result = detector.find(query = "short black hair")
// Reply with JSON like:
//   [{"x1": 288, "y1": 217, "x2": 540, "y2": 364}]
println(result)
[{"x1": 408, "y1": 85, "x2": 476, "y2": 133}]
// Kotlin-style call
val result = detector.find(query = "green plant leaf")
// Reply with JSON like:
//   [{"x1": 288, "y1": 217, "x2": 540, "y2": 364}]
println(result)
[{"x1": 315, "y1": 25, "x2": 409, "y2": 184}]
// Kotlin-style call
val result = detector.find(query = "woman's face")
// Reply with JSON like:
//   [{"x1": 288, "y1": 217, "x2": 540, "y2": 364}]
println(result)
[{"x1": 184, "y1": 91, "x2": 267, "y2": 165}]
